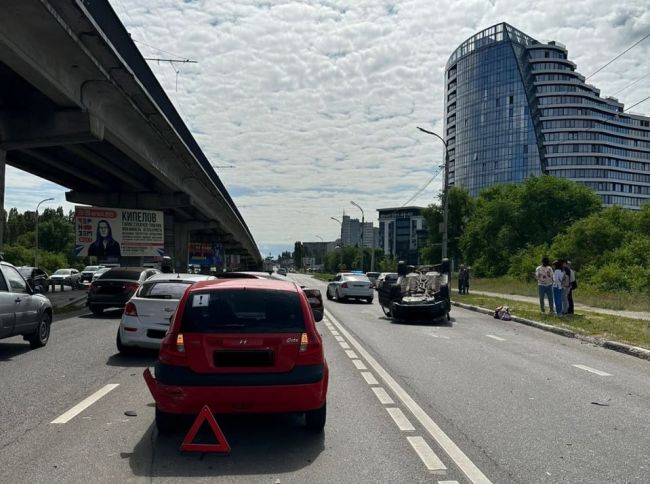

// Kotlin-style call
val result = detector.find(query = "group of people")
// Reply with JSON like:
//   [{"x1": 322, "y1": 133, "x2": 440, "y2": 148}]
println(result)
[{"x1": 534, "y1": 257, "x2": 577, "y2": 316}]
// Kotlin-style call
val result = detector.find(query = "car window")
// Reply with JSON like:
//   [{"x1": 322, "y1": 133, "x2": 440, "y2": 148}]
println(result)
[
  {"x1": 100, "y1": 270, "x2": 141, "y2": 280},
  {"x1": 181, "y1": 289, "x2": 305, "y2": 333},
  {"x1": 3, "y1": 266, "x2": 28, "y2": 293},
  {"x1": 343, "y1": 275, "x2": 370, "y2": 282},
  {"x1": 334, "y1": 274, "x2": 341, "y2": 282},
  {"x1": 54, "y1": 269, "x2": 70, "y2": 275},
  {"x1": 140, "y1": 281, "x2": 192, "y2": 299},
  {"x1": 0, "y1": 270, "x2": 9, "y2": 292}
]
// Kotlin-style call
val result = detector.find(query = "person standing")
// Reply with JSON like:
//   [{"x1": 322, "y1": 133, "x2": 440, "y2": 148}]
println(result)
[
  {"x1": 552, "y1": 259, "x2": 564, "y2": 317},
  {"x1": 458, "y1": 265, "x2": 467, "y2": 294},
  {"x1": 561, "y1": 260, "x2": 571, "y2": 315},
  {"x1": 566, "y1": 261, "x2": 576, "y2": 314},
  {"x1": 535, "y1": 257, "x2": 554, "y2": 313}
]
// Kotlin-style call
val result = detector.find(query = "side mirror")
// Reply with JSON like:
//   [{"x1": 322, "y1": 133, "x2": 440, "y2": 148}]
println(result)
[{"x1": 303, "y1": 288, "x2": 324, "y2": 322}]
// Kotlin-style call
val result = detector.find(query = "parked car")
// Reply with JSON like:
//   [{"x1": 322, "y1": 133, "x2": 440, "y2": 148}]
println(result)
[
  {"x1": 326, "y1": 273, "x2": 373, "y2": 303},
  {"x1": 80, "y1": 265, "x2": 104, "y2": 284},
  {"x1": 16, "y1": 266, "x2": 50, "y2": 293},
  {"x1": 87, "y1": 267, "x2": 161, "y2": 315},
  {"x1": 375, "y1": 272, "x2": 398, "y2": 290},
  {"x1": 91, "y1": 267, "x2": 111, "y2": 282},
  {"x1": 49, "y1": 268, "x2": 81, "y2": 289},
  {"x1": 117, "y1": 273, "x2": 215, "y2": 353},
  {"x1": 277, "y1": 268, "x2": 287, "y2": 276},
  {"x1": 143, "y1": 277, "x2": 328, "y2": 434},
  {"x1": 365, "y1": 271, "x2": 381, "y2": 288},
  {"x1": 0, "y1": 261, "x2": 53, "y2": 348}
]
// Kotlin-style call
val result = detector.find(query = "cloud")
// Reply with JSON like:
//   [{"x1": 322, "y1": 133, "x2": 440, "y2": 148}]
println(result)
[{"x1": 4, "y1": 0, "x2": 649, "y2": 256}]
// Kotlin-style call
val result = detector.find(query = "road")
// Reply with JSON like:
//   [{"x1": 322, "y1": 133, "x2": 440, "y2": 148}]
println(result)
[{"x1": 0, "y1": 274, "x2": 648, "y2": 483}]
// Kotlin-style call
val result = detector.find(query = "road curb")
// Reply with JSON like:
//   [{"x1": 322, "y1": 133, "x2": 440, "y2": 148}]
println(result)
[{"x1": 452, "y1": 301, "x2": 650, "y2": 362}]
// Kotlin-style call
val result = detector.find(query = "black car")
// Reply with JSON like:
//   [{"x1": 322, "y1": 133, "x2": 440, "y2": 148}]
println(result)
[
  {"x1": 16, "y1": 266, "x2": 50, "y2": 293},
  {"x1": 87, "y1": 267, "x2": 160, "y2": 315}
]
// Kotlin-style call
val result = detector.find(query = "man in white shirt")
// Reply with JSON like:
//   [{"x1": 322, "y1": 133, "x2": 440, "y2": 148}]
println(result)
[{"x1": 535, "y1": 257, "x2": 554, "y2": 314}]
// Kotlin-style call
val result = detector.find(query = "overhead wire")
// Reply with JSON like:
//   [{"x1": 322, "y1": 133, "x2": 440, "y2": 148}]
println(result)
[
  {"x1": 624, "y1": 94, "x2": 650, "y2": 112},
  {"x1": 401, "y1": 166, "x2": 444, "y2": 207},
  {"x1": 611, "y1": 70, "x2": 650, "y2": 96},
  {"x1": 586, "y1": 32, "x2": 650, "y2": 80}
]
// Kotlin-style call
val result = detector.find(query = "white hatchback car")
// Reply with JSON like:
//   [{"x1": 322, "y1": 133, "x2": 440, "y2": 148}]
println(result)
[
  {"x1": 326, "y1": 273, "x2": 373, "y2": 303},
  {"x1": 116, "y1": 273, "x2": 215, "y2": 353}
]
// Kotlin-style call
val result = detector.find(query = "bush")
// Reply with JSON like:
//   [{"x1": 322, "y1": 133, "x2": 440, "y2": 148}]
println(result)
[
  {"x1": 507, "y1": 244, "x2": 551, "y2": 282},
  {"x1": 586, "y1": 262, "x2": 650, "y2": 292}
]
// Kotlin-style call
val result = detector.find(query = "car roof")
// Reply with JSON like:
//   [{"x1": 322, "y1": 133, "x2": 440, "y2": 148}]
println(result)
[
  {"x1": 189, "y1": 278, "x2": 300, "y2": 293},
  {"x1": 145, "y1": 273, "x2": 215, "y2": 282}
]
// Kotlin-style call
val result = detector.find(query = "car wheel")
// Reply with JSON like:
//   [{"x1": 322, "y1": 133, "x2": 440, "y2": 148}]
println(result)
[
  {"x1": 90, "y1": 305, "x2": 103, "y2": 316},
  {"x1": 305, "y1": 403, "x2": 326, "y2": 433},
  {"x1": 116, "y1": 330, "x2": 136, "y2": 355},
  {"x1": 326, "y1": 289, "x2": 333, "y2": 300},
  {"x1": 28, "y1": 312, "x2": 51, "y2": 348},
  {"x1": 155, "y1": 406, "x2": 180, "y2": 434},
  {"x1": 336, "y1": 289, "x2": 345, "y2": 302},
  {"x1": 366, "y1": 297, "x2": 373, "y2": 304}
]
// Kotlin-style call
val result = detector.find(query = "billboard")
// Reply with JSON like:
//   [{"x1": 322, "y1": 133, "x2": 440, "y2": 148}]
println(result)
[
  {"x1": 74, "y1": 206, "x2": 165, "y2": 258},
  {"x1": 188, "y1": 242, "x2": 225, "y2": 268}
]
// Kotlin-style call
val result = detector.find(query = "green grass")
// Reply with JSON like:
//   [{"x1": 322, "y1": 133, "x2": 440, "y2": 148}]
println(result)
[
  {"x1": 456, "y1": 293, "x2": 650, "y2": 350},
  {"x1": 470, "y1": 277, "x2": 650, "y2": 312},
  {"x1": 311, "y1": 273, "x2": 335, "y2": 282}
]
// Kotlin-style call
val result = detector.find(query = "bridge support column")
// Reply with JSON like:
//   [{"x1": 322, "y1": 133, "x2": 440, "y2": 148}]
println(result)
[
  {"x1": 0, "y1": 150, "x2": 5, "y2": 250},
  {"x1": 173, "y1": 222, "x2": 190, "y2": 274}
]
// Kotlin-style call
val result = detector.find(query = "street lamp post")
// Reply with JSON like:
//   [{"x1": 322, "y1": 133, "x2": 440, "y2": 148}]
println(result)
[
  {"x1": 330, "y1": 217, "x2": 343, "y2": 269},
  {"x1": 35, "y1": 197, "x2": 54, "y2": 267},
  {"x1": 417, "y1": 126, "x2": 449, "y2": 259},
  {"x1": 350, "y1": 201, "x2": 364, "y2": 271}
]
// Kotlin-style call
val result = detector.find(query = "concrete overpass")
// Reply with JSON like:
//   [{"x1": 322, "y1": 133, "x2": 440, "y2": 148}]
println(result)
[{"x1": 0, "y1": 0, "x2": 261, "y2": 270}]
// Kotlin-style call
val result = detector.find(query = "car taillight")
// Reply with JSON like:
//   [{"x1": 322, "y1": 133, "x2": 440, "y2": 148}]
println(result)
[
  {"x1": 341, "y1": 283, "x2": 348, "y2": 288},
  {"x1": 124, "y1": 302, "x2": 138, "y2": 316},
  {"x1": 125, "y1": 283, "x2": 140, "y2": 292},
  {"x1": 89, "y1": 282, "x2": 97, "y2": 291},
  {"x1": 296, "y1": 331, "x2": 323, "y2": 365},
  {"x1": 159, "y1": 332, "x2": 188, "y2": 366}
]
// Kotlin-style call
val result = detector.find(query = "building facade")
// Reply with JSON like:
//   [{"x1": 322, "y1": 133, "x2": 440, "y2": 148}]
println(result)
[
  {"x1": 377, "y1": 207, "x2": 426, "y2": 265},
  {"x1": 341, "y1": 215, "x2": 376, "y2": 248},
  {"x1": 445, "y1": 22, "x2": 650, "y2": 209}
]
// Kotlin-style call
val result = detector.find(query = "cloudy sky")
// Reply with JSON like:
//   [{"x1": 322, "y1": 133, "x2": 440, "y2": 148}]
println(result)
[{"x1": 6, "y1": 0, "x2": 650, "y2": 256}]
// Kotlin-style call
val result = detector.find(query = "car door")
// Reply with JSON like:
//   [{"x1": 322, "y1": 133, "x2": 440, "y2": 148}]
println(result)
[
  {"x1": 0, "y1": 268, "x2": 16, "y2": 338},
  {"x1": 3, "y1": 265, "x2": 39, "y2": 334}
]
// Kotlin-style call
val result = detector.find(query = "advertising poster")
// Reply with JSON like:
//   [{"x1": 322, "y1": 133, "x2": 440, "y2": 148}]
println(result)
[
  {"x1": 74, "y1": 206, "x2": 165, "y2": 258},
  {"x1": 188, "y1": 242, "x2": 225, "y2": 268}
]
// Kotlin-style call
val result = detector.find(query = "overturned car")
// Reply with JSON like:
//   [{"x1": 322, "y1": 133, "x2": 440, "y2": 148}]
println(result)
[{"x1": 378, "y1": 260, "x2": 451, "y2": 323}]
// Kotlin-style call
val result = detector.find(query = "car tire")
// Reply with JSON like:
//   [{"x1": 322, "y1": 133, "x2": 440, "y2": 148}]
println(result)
[
  {"x1": 366, "y1": 297, "x2": 373, "y2": 304},
  {"x1": 28, "y1": 312, "x2": 51, "y2": 348},
  {"x1": 336, "y1": 289, "x2": 345, "y2": 302},
  {"x1": 326, "y1": 289, "x2": 333, "y2": 300},
  {"x1": 116, "y1": 330, "x2": 136, "y2": 355},
  {"x1": 90, "y1": 305, "x2": 103, "y2": 316},
  {"x1": 155, "y1": 407, "x2": 180, "y2": 434},
  {"x1": 305, "y1": 403, "x2": 326, "y2": 433}
]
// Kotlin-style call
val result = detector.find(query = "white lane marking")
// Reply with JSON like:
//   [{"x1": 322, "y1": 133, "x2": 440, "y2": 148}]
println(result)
[
  {"x1": 572, "y1": 364, "x2": 612, "y2": 376},
  {"x1": 407, "y1": 436, "x2": 447, "y2": 472},
  {"x1": 345, "y1": 349, "x2": 359, "y2": 359},
  {"x1": 430, "y1": 334, "x2": 451, "y2": 340},
  {"x1": 439, "y1": 481, "x2": 460, "y2": 484},
  {"x1": 387, "y1": 407, "x2": 416, "y2": 431},
  {"x1": 51, "y1": 384, "x2": 120, "y2": 424},
  {"x1": 334, "y1": 335, "x2": 345, "y2": 342},
  {"x1": 486, "y1": 334, "x2": 506, "y2": 342},
  {"x1": 360, "y1": 371, "x2": 378, "y2": 385},
  {"x1": 339, "y1": 341, "x2": 351, "y2": 350},
  {"x1": 372, "y1": 387, "x2": 395, "y2": 404},
  {"x1": 352, "y1": 359, "x2": 368, "y2": 370},
  {"x1": 330, "y1": 330, "x2": 340, "y2": 336},
  {"x1": 326, "y1": 309, "x2": 491, "y2": 484}
]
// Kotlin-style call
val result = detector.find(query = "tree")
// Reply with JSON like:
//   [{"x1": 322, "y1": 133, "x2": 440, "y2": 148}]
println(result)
[{"x1": 293, "y1": 241, "x2": 304, "y2": 269}]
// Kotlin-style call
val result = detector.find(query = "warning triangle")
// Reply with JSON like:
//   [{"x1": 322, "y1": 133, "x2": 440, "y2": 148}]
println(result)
[{"x1": 181, "y1": 405, "x2": 231, "y2": 454}]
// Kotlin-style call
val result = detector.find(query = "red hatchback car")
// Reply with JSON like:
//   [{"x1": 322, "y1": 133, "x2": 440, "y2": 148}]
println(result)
[{"x1": 144, "y1": 278, "x2": 328, "y2": 433}]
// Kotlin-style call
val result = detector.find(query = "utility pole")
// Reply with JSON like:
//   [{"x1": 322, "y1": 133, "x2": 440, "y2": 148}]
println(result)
[{"x1": 330, "y1": 217, "x2": 343, "y2": 270}]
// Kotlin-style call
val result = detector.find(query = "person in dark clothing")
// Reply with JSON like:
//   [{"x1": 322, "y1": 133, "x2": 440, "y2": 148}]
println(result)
[
  {"x1": 458, "y1": 265, "x2": 470, "y2": 294},
  {"x1": 566, "y1": 260, "x2": 576, "y2": 314},
  {"x1": 88, "y1": 220, "x2": 121, "y2": 257}
]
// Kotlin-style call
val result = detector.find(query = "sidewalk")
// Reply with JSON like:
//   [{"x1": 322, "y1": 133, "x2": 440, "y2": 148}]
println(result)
[{"x1": 469, "y1": 290, "x2": 650, "y2": 321}]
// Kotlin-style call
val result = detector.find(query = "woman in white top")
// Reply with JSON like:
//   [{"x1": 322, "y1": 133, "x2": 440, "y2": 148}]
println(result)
[{"x1": 552, "y1": 260, "x2": 564, "y2": 317}]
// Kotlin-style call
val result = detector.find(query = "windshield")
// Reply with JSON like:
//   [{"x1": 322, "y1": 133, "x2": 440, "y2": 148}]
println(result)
[
  {"x1": 342, "y1": 275, "x2": 370, "y2": 282},
  {"x1": 181, "y1": 289, "x2": 305, "y2": 333},
  {"x1": 83, "y1": 266, "x2": 100, "y2": 271},
  {"x1": 139, "y1": 281, "x2": 192, "y2": 300},
  {"x1": 17, "y1": 268, "x2": 32, "y2": 277},
  {"x1": 54, "y1": 269, "x2": 70, "y2": 275}
]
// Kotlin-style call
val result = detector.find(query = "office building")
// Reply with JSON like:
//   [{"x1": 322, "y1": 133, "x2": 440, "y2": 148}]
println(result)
[
  {"x1": 340, "y1": 215, "x2": 376, "y2": 248},
  {"x1": 444, "y1": 22, "x2": 650, "y2": 209},
  {"x1": 377, "y1": 207, "x2": 427, "y2": 265}
]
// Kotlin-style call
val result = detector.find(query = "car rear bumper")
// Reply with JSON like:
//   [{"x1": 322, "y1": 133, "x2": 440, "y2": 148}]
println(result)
[
  {"x1": 87, "y1": 295, "x2": 131, "y2": 308},
  {"x1": 341, "y1": 289, "x2": 373, "y2": 298},
  {"x1": 144, "y1": 363, "x2": 328, "y2": 414},
  {"x1": 119, "y1": 317, "x2": 169, "y2": 349}
]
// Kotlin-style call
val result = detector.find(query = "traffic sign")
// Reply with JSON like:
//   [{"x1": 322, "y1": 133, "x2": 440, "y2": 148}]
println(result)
[{"x1": 181, "y1": 405, "x2": 231, "y2": 454}]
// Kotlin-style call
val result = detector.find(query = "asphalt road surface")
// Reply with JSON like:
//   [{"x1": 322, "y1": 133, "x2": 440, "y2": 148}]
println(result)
[{"x1": 1, "y1": 273, "x2": 648, "y2": 483}]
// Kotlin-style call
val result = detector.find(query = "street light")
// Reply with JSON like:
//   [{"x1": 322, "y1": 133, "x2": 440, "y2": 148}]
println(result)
[
  {"x1": 417, "y1": 126, "x2": 449, "y2": 259},
  {"x1": 350, "y1": 201, "x2": 365, "y2": 271},
  {"x1": 35, "y1": 197, "x2": 54, "y2": 267},
  {"x1": 330, "y1": 217, "x2": 343, "y2": 269}
]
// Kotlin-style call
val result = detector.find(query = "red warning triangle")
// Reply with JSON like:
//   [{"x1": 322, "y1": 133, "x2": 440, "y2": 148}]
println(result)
[{"x1": 181, "y1": 405, "x2": 231, "y2": 453}]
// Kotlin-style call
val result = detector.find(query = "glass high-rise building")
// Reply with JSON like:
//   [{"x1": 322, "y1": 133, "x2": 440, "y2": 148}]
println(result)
[{"x1": 444, "y1": 22, "x2": 650, "y2": 209}]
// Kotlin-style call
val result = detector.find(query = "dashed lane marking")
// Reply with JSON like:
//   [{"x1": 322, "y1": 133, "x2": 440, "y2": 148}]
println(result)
[
  {"x1": 352, "y1": 359, "x2": 367, "y2": 370},
  {"x1": 345, "y1": 349, "x2": 359, "y2": 359},
  {"x1": 326, "y1": 309, "x2": 492, "y2": 484},
  {"x1": 572, "y1": 364, "x2": 612, "y2": 376},
  {"x1": 372, "y1": 387, "x2": 395, "y2": 405},
  {"x1": 51, "y1": 384, "x2": 119, "y2": 424},
  {"x1": 407, "y1": 436, "x2": 448, "y2": 472},
  {"x1": 360, "y1": 371, "x2": 378, "y2": 385},
  {"x1": 334, "y1": 335, "x2": 345, "y2": 342},
  {"x1": 438, "y1": 481, "x2": 460, "y2": 484},
  {"x1": 386, "y1": 407, "x2": 416, "y2": 431},
  {"x1": 339, "y1": 341, "x2": 351, "y2": 350},
  {"x1": 486, "y1": 334, "x2": 506, "y2": 342}
]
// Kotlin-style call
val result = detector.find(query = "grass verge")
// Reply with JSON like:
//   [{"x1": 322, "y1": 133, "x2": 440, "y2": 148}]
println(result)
[
  {"x1": 456, "y1": 293, "x2": 650, "y2": 350},
  {"x1": 470, "y1": 277, "x2": 650, "y2": 312}
]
